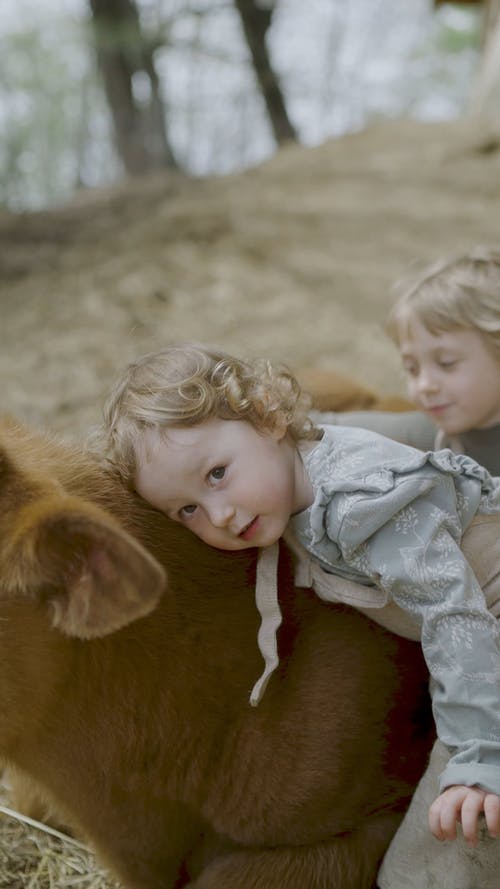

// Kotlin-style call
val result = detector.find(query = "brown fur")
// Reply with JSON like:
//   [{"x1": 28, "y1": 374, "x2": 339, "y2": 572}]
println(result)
[
  {"x1": 295, "y1": 367, "x2": 415, "y2": 413},
  {"x1": 0, "y1": 416, "x2": 433, "y2": 889}
]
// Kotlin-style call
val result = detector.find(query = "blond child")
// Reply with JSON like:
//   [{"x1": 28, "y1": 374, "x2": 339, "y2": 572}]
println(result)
[
  {"x1": 98, "y1": 343, "x2": 500, "y2": 864},
  {"x1": 321, "y1": 246, "x2": 500, "y2": 476},
  {"x1": 389, "y1": 245, "x2": 500, "y2": 465},
  {"x1": 375, "y1": 246, "x2": 500, "y2": 887},
  {"x1": 295, "y1": 246, "x2": 500, "y2": 886}
]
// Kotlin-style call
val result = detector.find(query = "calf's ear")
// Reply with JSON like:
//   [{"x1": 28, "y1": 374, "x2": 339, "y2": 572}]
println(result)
[
  {"x1": 46, "y1": 513, "x2": 166, "y2": 638},
  {"x1": 7, "y1": 501, "x2": 166, "y2": 638}
]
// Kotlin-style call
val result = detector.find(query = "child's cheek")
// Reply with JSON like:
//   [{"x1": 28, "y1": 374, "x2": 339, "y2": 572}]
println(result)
[{"x1": 406, "y1": 379, "x2": 419, "y2": 403}]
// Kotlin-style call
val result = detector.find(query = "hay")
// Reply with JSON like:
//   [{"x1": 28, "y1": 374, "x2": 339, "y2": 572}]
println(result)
[{"x1": 0, "y1": 787, "x2": 121, "y2": 889}]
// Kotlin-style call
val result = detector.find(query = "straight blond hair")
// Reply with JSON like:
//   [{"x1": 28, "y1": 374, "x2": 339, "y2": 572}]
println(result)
[{"x1": 386, "y1": 246, "x2": 500, "y2": 359}]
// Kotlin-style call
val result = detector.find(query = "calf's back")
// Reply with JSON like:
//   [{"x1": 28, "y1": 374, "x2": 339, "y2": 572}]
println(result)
[{"x1": 0, "y1": 418, "x2": 433, "y2": 889}]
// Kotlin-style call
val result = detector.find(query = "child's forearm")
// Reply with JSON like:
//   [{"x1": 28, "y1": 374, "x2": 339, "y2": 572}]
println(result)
[
  {"x1": 344, "y1": 498, "x2": 500, "y2": 798},
  {"x1": 314, "y1": 409, "x2": 437, "y2": 449}
]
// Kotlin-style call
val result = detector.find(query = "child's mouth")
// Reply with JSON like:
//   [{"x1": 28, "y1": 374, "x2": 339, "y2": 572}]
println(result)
[
  {"x1": 427, "y1": 404, "x2": 451, "y2": 416},
  {"x1": 239, "y1": 517, "x2": 260, "y2": 541}
]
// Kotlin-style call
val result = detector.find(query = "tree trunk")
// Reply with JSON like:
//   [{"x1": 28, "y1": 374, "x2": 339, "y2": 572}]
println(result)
[
  {"x1": 89, "y1": 0, "x2": 177, "y2": 175},
  {"x1": 470, "y1": 0, "x2": 500, "y2": 121},
  {"x1": 233, "y1": 0, "x2": 297, "y2": 145}
]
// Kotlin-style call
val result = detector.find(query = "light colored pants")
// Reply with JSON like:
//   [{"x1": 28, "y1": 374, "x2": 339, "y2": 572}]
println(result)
[
  {"x1": 378, "y1": 514, "x2": 500, "y2": 889},
  {"x1": 378, "y1": 741, "x2": 499, "y2": 889}
]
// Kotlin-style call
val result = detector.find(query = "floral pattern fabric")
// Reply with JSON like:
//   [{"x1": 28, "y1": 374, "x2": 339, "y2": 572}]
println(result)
[{"x1": 290, "y1": 425, "x2": 500, "y2": 794}]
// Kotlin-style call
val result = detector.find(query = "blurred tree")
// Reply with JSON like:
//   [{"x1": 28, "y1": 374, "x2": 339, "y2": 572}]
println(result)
[
  {"x1": 0, "y1": 0, "x2": 483, "y2": 211},
  {"x1": 233, "y1": 0, "x2": 297, "y2": 143},
  {"x1": 472, "y1": 0, "x2": 500, "y2": 117},
  {"x1": 442, "y1": 0, "x2": 500, "y2": 119},
  {"x1": 434, "y1": 0, "x2": 497, "y2": 46},
  {"x1": 89, "y1": 0, "x2": 178, "y2": 174}
]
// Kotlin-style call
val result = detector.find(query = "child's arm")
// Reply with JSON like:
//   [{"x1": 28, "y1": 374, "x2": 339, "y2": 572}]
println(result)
[
  {"x1": 328, "y1": 472, "x2": 500, "y2": 839},
  {"x1": 429, "y1": 785, "x2": 500, "y2": 846},
  {"x1": 313, "y1": 409, "x2": 437, "y2": 450}
]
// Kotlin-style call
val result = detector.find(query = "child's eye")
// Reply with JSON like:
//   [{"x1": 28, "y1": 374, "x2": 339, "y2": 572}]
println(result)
[
  {"x1": 438, "y1": 360, "x2": 457, "y2": 369},
  {"x1": 180, "y1": 504, "x2": 197, "y2": 518},
  {"x1": 209, "y1": 466, "x2": 226, "y2": 482},
  {"x1": 402, "y1": 362, "x2": 418, "y2": 377}
]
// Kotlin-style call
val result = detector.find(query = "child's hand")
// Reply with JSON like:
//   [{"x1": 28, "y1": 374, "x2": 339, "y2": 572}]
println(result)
[{"x1": 429, "y1": 785, "x2": 500, "y2": 846}]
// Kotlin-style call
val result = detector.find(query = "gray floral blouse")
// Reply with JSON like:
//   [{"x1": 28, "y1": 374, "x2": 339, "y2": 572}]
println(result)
[{"x1": 290, "y1": 424, "x2": 500, "y2": 795}]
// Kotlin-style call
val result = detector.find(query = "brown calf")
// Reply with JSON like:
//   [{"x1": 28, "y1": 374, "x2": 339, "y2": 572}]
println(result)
[{"x1": 0, "y1": 417, "x2": 433, "y2": 889}]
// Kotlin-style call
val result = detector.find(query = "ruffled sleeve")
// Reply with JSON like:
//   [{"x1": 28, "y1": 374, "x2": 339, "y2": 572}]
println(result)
[{"x1": 332, "y1": 472, "x2": 500, "y2": 794}]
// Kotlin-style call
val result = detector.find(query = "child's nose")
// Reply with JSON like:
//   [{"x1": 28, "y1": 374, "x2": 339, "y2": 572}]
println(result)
[
  {"x1": 208, "y1": 502, "x2": 235, "y2": 527},
  {"x1": 415, "y1": 368, "x2": 439, "y2": 394}
]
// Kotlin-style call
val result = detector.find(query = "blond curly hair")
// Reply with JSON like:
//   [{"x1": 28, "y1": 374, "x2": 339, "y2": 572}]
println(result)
[
  {"x1": 94, "y1": 343, "x2": 319, "y2": 484},
  {"x1": 386, "y1": 245, "x2": 500, "y2": 359}
]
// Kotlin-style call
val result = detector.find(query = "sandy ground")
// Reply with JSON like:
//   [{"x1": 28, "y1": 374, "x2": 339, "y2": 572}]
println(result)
[{"x1": 1, "y1": 116, "x2": 500, "y2": 443}]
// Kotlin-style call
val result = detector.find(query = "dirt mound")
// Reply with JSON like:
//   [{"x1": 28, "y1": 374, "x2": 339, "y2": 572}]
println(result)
[{"x1": 2, "y1": 117, "x2": 500, "y2": 439}]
